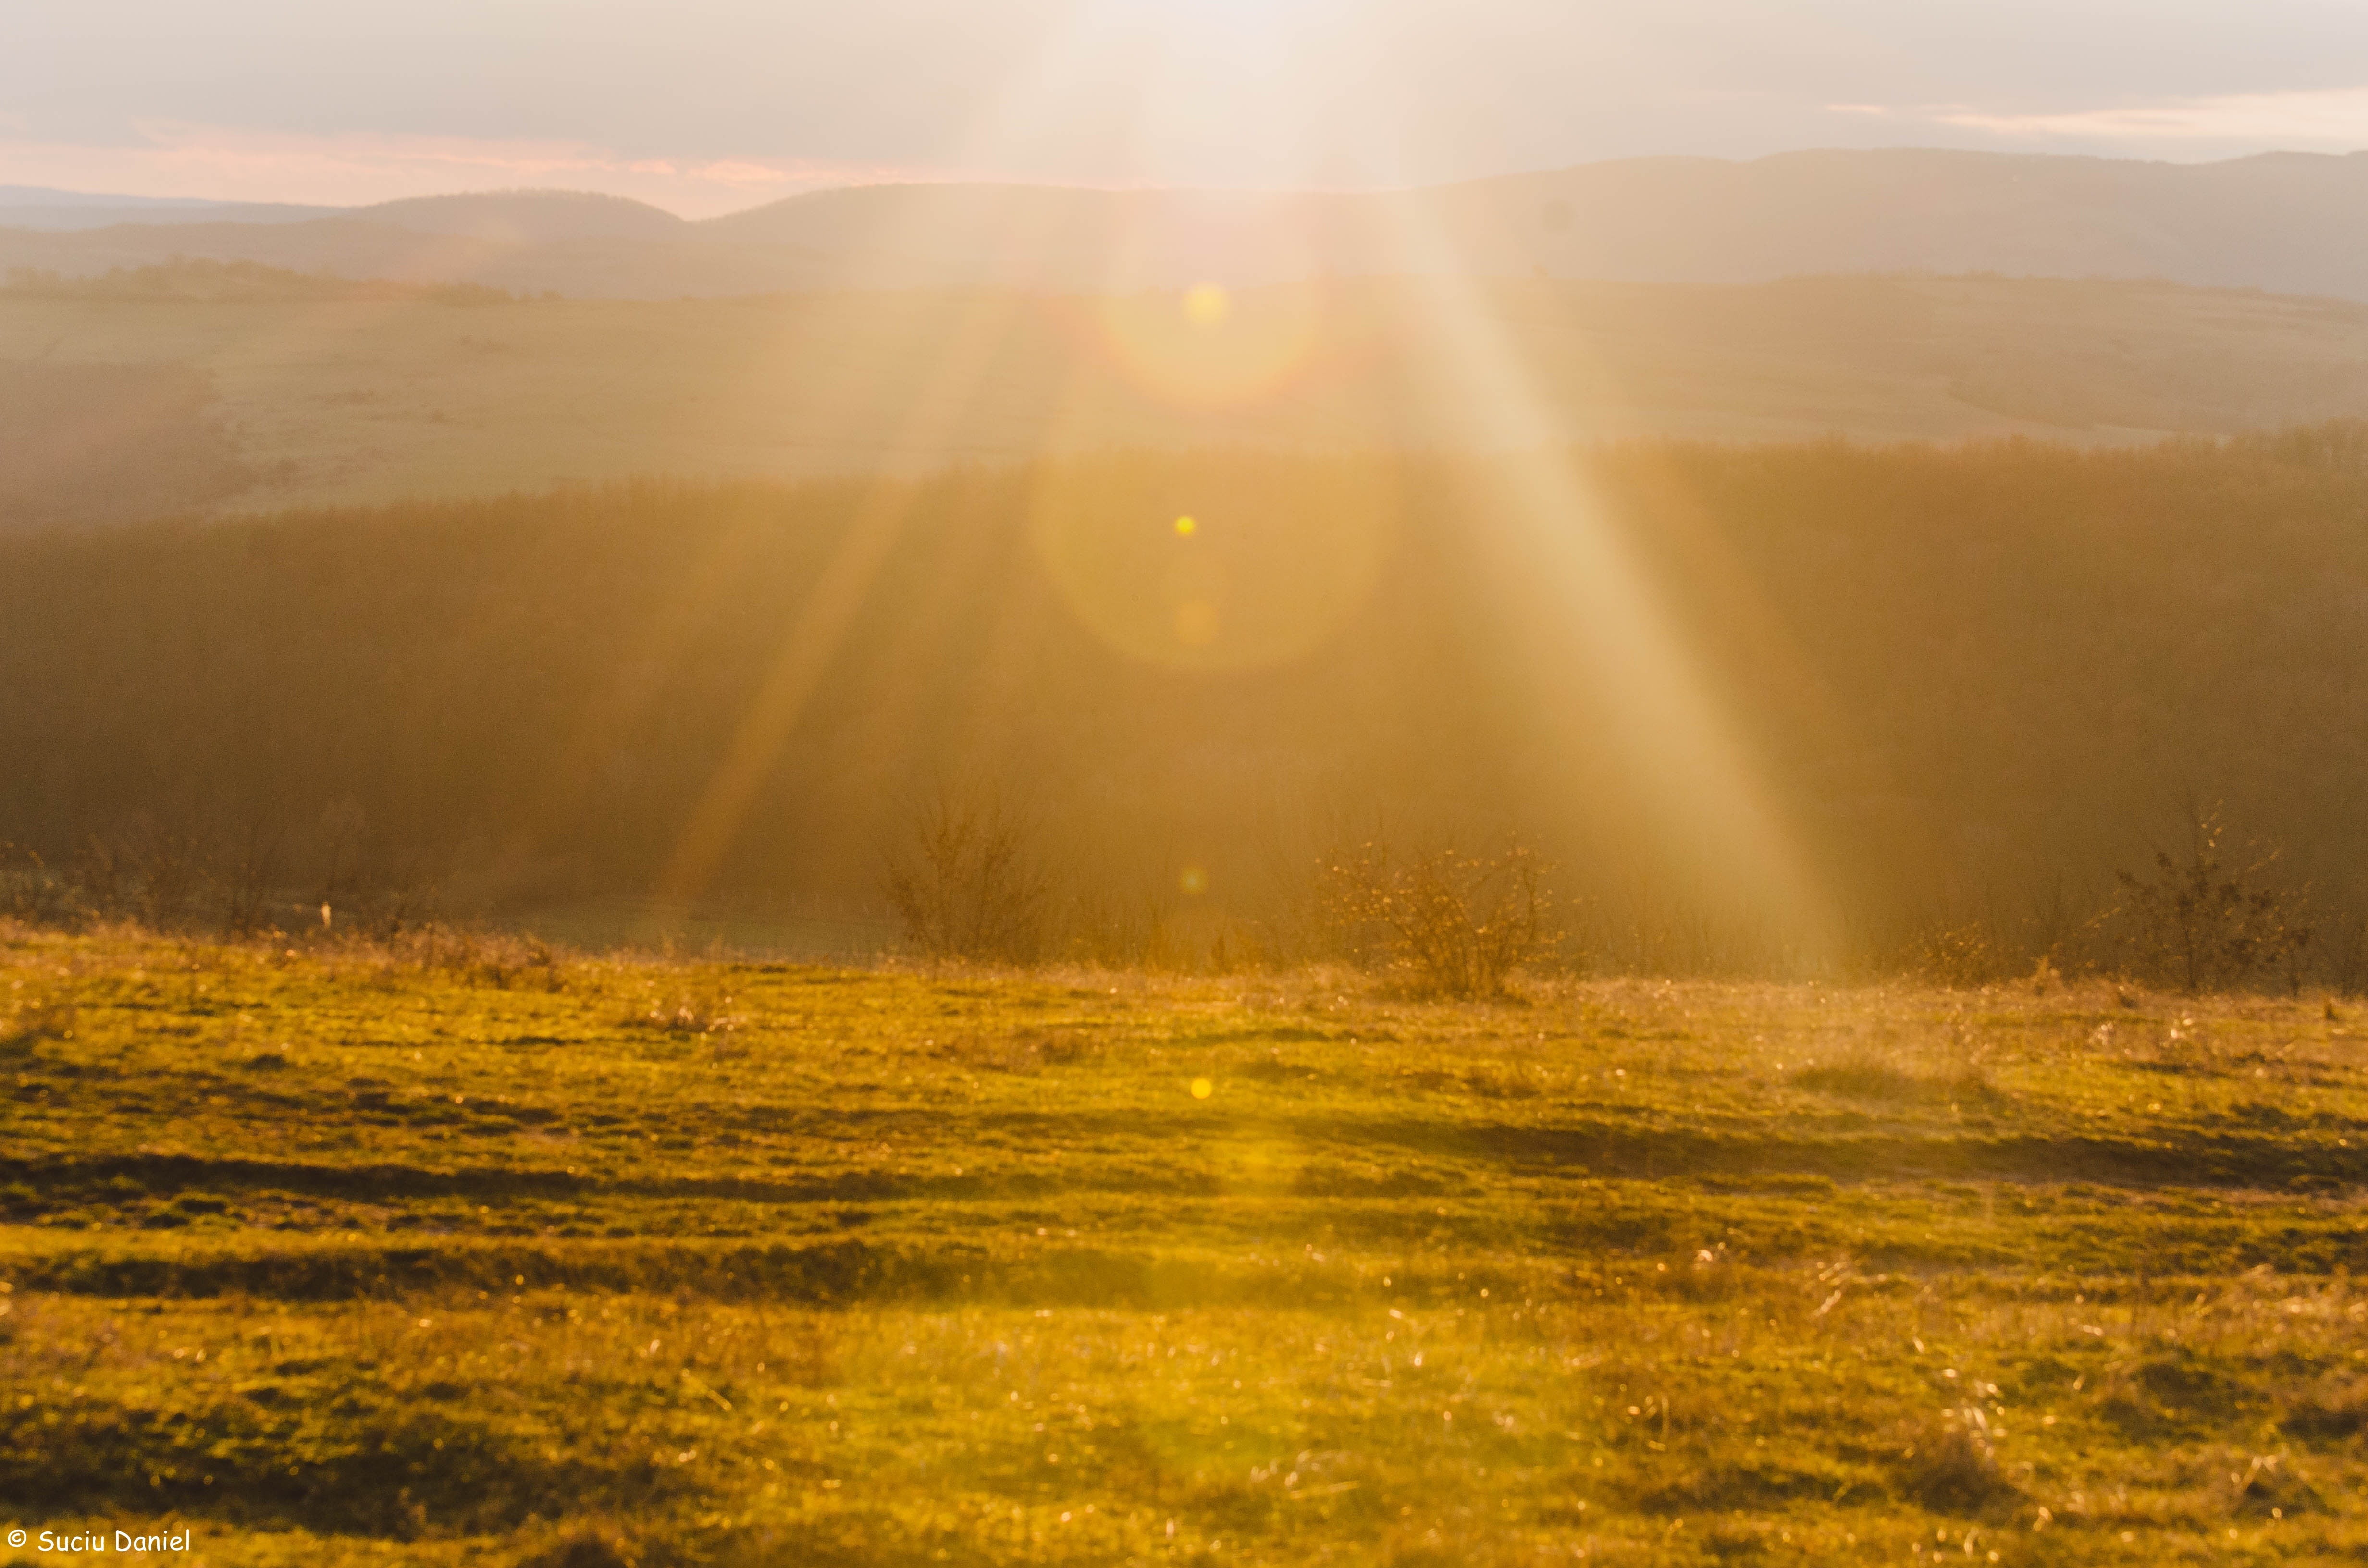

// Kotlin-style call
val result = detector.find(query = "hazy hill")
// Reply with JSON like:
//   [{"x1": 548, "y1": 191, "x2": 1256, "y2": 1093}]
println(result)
[
  {"x1": 0, "y1": 216, "x2": 819, "y2": 301},
  {"x1": 1426, "y1": 149, "x2": 2368, "y2": 299},
  {"x1": 349, "y1": 189, "x2": 690, "y2": 244},
  {"x1": 12, "y1": 270, "x2": 2368, "y2": 525},
  {"x1": 698, "y1": 149, "x2": 2368, "y2": 295},
  {"x1": 10, "y1": 150, "x2": 2368, "y2": 299},
  {"x1": 0, "y1": 184, "x2": 335, "y2": 232}
]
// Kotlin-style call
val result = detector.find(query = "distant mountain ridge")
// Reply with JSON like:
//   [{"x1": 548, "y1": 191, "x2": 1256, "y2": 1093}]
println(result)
[
  {"x1": 10, "y1": 148, "x2": 2368, "y2": 299},
  {"x1": 0, "y1": 185, "x2": 337, "y2": 231},
  {"x1": 350, "y1": 190, "x2": 690, "y2": 243}
]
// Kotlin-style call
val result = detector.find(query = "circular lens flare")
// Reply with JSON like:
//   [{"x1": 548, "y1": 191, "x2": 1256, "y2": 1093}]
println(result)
[
  {"x1": 1184, "y1": 283, "x2": 1231, "y2": 328},
  {"x1": 1028, "y1": 459, "x2": 1392, "y2": 673},
  {"x1": 1094, "y1": 282, "x2": 1323, "y2": 411}
]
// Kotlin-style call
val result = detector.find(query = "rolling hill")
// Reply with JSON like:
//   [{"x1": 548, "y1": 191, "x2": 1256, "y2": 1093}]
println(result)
[
  {"x1": 11, "y1": 149, "x2": 2368, "y2": 299},
  {"x1": 9, "y1": 268, "x2": 2368, "y2": 526}
]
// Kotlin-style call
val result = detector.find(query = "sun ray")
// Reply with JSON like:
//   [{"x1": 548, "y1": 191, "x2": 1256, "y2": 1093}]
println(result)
[{"x1": 1364, "y1": 200, "x2": 1844, "y2": 962}]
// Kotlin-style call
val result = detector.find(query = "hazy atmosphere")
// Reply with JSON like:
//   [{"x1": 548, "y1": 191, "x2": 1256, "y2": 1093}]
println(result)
[
  {"x1": 12, "y1": 1, "x2": 2368, "y2": 208},
  {"x1": 8, "y1": 4, "x2": 2368, "y2": 1566}
]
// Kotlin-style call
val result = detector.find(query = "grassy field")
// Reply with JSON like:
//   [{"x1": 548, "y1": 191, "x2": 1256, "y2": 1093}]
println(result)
[
  {"x1": 16, "y1": 272, "x2": 2368, "y2": 524},
  {"x1": 4, "y1": 925, "x2": 2367, "y2": 1565}
]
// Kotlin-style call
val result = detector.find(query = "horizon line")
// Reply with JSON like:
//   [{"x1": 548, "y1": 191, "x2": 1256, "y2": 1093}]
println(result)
[{"x1": 7, "y1": 142, "x2": 2362, "y2": 227}]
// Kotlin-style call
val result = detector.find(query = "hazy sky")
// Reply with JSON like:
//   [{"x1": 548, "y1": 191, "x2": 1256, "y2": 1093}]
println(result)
[{"x1": 9, "y1": 0, "x2": 2368, "y2": 215}]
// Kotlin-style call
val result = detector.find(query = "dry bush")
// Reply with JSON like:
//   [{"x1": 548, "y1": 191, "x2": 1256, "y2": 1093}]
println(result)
[
  {"x1": 0, "y1": 806, "x2": 434, "y2": 941},
  {"x1": 1057, "y1": 892, "x2": 1276, "y2": 973},
  {"x1": 0, "y1": 843, "x2": 73, "y2": 926},
  {"x1": 216, "y1": 821, "x2": 284, "y2": 937},
  {"x1": 311, "y1": 803, "x2": 438, "y2": 939},
  {"x1": 1903, "y1": 922, "x2": 2001, "y2": 988},
  {"x1": 72, "y1": 819, "x2": 212, "y2": 928},
  {"x1": 362, "y1": 927, "x2": 572, "y2": 992},
  {"x1": 882, "y1": 783, "x2": 1048, "y2": 963},
  {"x1": 1319, "y1": 835, "x2": 1553, "y2": 997},
  {"x1": 1060, "y1": 893, "x2": 1183, "y2": 970},
  {"x1": 2115, "y1": 810, "x2": 2311, "y2": 994}
]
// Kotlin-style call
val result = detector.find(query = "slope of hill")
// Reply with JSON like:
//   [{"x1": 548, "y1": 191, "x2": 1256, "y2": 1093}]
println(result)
[
  {"x1": 0, "y1": 217, "x2": 828, "y2": 300},
  {"x1": 350, "y1": 189, "x2": 690, "y2": 243},
  {"x1": 10, "y1": 150, "x2": 2368, "y2": 299},
  {"x1": 1427, "y1": 148, "x2": 2368, "y2": 299},
  {"x1": 7, "y1": 270, "x2": 2368, "y2": 525},
  {"x1": 0, "y1": 184, "x2": 335, "y2": 231}
]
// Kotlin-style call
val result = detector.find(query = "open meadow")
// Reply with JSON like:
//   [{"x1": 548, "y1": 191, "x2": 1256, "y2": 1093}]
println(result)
[{"x1": 5, "y1": 925, "x2": 2366, "y2": 1565}]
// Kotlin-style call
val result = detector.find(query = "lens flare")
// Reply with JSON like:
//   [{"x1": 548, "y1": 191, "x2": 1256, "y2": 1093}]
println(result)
[
  {"x1": 1094, "y1": 282, "x2": 1324, "y2": 411},
  {"x1": 1029, "y1": 457, "x2": 1390, "y2": 673},
  {"x1": 1184, "y1": 282, "x2": 1231, "y2": 327}
]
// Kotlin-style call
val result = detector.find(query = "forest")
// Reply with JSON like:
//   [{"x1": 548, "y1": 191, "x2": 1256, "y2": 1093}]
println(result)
[{"x1": 4, "y1": 426, "x2": 2364, "y2": 984}]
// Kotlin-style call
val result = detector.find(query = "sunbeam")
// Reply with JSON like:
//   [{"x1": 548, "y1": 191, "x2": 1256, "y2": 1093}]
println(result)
[{"x1": 1364, "y1": 206, "x2": 1845, "y2": 963}]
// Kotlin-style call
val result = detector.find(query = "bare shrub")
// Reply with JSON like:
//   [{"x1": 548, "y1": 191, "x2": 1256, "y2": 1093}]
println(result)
[
  {"x1": 1904, "y1": 922, "x2": 1999, "y2": 988},
  {"x1": 0, "y1": 843, "x2": 74, "y2": 926},
  {"x1": 370, "y1": 927, "x2": 570, "y2": 991},
  {"x1": 218, "y1": 820, "x2": 284, "y2": 937},
  {"x1": 313, "y1": 801, "x2": 437, "y2": 938},
  {"x1": 1320, "y1": 834, "x2": 1553, "y2": 997},
  {"x1": 1060, "y1": 891, "x2": 1180, "y2": 970},
  {"x1": 2322, "y1": 906, "x2": 2368, "y2": 999},
  {"x1": 1, "y1": 805, "x2": 432, "y2": 940},
  {"x1": 2115, "y1": 810, "x2": 2310, "y2": 994},
  {"x1": 882, "y1": 783, "x2": 1048, "y2": 963},
  {"x1": 74, "y1": 818, "x2": 212, "y2": 927}
]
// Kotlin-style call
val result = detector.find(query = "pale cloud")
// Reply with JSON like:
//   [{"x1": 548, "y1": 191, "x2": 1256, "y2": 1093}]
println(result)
[
  {"x1": 1847, "y1": 86, "x2": 2368, "y2": 154},
  {"x1": 0, "y1": 123, "x2": 931, "y2": 217}
]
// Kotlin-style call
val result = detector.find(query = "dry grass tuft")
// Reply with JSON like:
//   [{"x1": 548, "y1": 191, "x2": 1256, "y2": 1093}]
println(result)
[{"x1": 1896, "y1": 1404, "x2": 2018, "y2": 1514}]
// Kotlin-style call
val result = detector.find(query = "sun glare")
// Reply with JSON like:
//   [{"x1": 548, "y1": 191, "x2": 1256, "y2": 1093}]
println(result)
[
  {"x1": 1184, "y1": 282, "x2": 1231, "y2": 327},
  {"x1": 1092, "y1": 282, "x2": 1324, "y2": 411}
]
